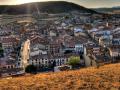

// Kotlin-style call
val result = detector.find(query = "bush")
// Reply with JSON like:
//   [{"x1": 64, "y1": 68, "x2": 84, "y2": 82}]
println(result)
[{"x1": 68, "y1": 56, "x2": 80, "y2": 68}]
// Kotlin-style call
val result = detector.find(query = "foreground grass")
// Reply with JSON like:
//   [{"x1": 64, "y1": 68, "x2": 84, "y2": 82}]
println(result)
[{"x1": 0, "y1": 64, "x2": 120, "y2": 90}]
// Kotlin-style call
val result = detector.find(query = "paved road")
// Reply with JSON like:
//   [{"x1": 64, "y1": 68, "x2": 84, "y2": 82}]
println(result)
[{"x1": 21, "y1": 39, "x2": 30, "y2": 68}]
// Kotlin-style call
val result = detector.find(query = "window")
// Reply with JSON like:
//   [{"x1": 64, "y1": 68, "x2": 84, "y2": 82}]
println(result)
[
  {"x1": 45, "y1": 61, "x2": 47, "y2": 64},
  {"x1": 11, "y1": 65, "x2": 13, "y2": 69},
  {"x1": 8, "y1": 66, "x2": 10, "y2": 69},
  {"x1": 42, "y1": 59, "x2": 44, "y2": 63},
  {"x1": 18, "y1": 62, "x2": 20, "y2": 66}
]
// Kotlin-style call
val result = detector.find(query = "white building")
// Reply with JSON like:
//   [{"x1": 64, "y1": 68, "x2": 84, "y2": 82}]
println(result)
[
  {"x1": 29, "y1": 55, "x2": 69, "y2": 67},
  {"x1": 75, "y1": 44, "x2": 84, "y2": 54}
]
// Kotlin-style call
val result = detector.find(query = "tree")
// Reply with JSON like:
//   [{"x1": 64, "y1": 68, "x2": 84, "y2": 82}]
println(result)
[
  {"x1": 64, "y1": 16, "x2": 69, "y2": 19},
  {"x1": 0, "y1": 43, "x2": 2, "y2": 47},
  {"x1": 68, "y1": 56, "x2": 80, "y2": 68},
  {"x1": 0, "y1": 47, "x2": 4, "y2": 57},
  {"x1": 25, "y1": 65, "x2": 37, "y2": 74},
  {"x1": 50, "y1": 60, "x2": 56, "y2": 72}
]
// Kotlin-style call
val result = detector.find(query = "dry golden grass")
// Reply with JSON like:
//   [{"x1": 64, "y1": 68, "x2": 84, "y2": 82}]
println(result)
[{"x1": 1, "y1": 64, "x2": 120, "y2": 90}]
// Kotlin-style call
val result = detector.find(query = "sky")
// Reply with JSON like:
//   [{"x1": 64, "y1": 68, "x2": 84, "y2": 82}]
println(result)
[{"x1": 0, "y1": 0, "x2": 120, "y2": 8}]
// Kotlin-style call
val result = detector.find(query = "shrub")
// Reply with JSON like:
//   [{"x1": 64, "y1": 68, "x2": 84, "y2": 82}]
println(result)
[
  {"x1": 25, "y1": 65, "x2": 37, "y2": 73},
  {"x1": 68, "y1": 56, "x2": 80, "y2": 68}
]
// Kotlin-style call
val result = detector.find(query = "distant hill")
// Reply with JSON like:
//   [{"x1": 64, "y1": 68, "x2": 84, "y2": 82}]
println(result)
[
  {"x1": 1, "y1": 63, "x2": 120, "y2": 90},
  {"x1": 93, "y1": 7, "x2": 120, "y2": 14},
  {"x1": 0, "y1": 1, "x2": 98, "y2": 15}
]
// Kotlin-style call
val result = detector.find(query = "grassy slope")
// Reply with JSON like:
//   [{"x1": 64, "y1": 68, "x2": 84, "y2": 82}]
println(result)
[{"x1": 0, "y1": 64, "x2": 120, "y2": 90}]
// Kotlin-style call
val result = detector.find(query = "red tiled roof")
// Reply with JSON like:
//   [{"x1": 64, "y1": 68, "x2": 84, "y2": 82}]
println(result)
[
  {"x1": 30, "y1": 36, "x2": 48, "y2": 45},
  {"x1": 0, "y1": 37, "x2": 19, "y2": 44}
]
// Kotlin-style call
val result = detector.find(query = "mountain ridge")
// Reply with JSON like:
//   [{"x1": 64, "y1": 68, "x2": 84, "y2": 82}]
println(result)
[{"x1": 0, "y1": 1, "x2": 98, "y2": 15}]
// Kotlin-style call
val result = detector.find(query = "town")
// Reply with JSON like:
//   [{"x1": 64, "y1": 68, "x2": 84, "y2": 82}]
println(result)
[{"x1": 0, "y1": 11, "x2": 120, "y2": 77}]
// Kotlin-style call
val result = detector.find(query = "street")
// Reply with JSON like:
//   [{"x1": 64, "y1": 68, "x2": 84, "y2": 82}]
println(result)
[{"x1": 21, "y1": 39, "x2": 30, "y2": 68}]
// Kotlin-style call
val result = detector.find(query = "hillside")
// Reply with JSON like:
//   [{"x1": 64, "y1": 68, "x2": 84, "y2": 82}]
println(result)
[
  {"x1": 0, "y1": 64, "x2": 120, "y2": 90},
  {"x1": 0, "y1": 1, "x2": 97, "y2": 14},
  {"x1": 93, "y1": 7, "x2": 120, "y2": 14}
]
